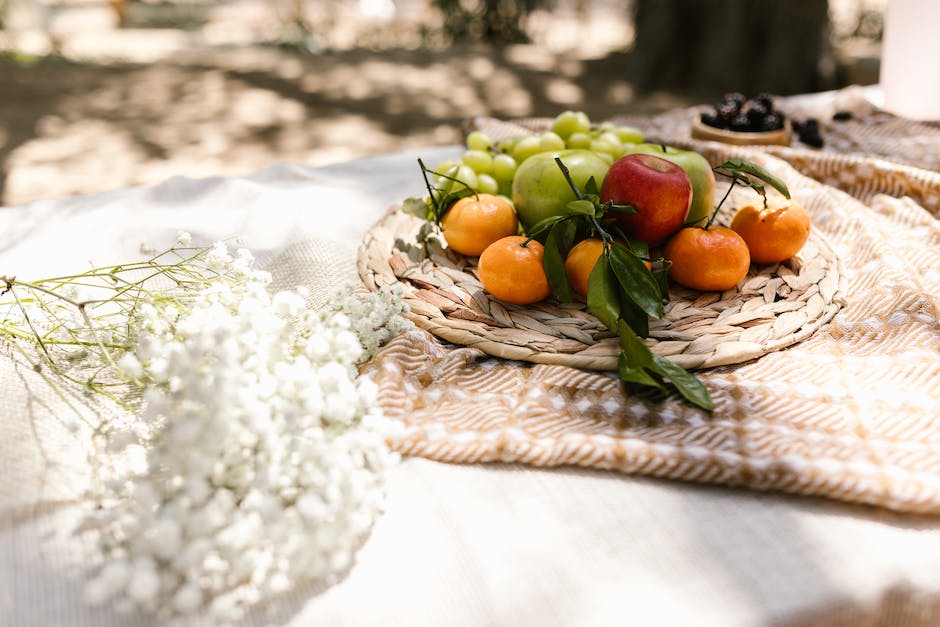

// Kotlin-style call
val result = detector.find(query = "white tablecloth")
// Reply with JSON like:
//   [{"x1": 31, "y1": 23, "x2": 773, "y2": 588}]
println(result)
[{"x1": 3, "y1": 147, "x2": 940, "y2": 627}]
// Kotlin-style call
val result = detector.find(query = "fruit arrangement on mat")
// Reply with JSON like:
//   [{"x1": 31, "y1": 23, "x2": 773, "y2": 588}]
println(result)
[{"x1": 363, "y1": 110, "x2": 836, "y2": 411}]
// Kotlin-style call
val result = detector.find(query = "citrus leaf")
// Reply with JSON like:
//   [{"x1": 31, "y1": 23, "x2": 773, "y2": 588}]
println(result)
[
  {"x1": 566, "y1": 199, "x2": 597, "y2": 216},
  {"x1": 544, "y1": 221, "x2": 576, "y2": 302},
  {"x1": 628, "y1": 238, "x2": 649, "y2": 259},
  {"x1": 618, "y1": 353, "x2": 663, "y2": 389},
  {"x1": 616, "y1": 319, "x2": 654, "y2": 367},
  {"x1": 608, "y1": 244, "x2": 664, "y2": 319},
  {"x1": 715, "y1": 158, "x2": 790, "y2": 199},
  {"x1": 526, "y1": 215, "x2": 567, "y2": 240},
  {"x1": 586, "y1": 255, "x2": 620, "y2": 332},
  {"x1": 618, "y1": 291, "x2": 650, "y2": 338},
  {"x1": 616, "y1": 320, "x2": 714, "y2": 411},
  {"x1": 652, "y1": 266, "x2": 670, "y2": 300},
  {"x1": 650, "y1": 355, "x2": 714, "y2": 411},
  {"x1": 583, "y1": 175, "x2": 599, "y2": 196},
  {"x1": 604, "y1": 201, "x2": 636, "y2": 215},
  {"x1": 402, "y1": 196, "x2": 432, "y2": 220}
]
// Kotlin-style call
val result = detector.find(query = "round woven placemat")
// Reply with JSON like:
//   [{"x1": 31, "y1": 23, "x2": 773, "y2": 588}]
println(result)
[{"x1": 358, "y1": 188, "x2": 846, "y2": 371}]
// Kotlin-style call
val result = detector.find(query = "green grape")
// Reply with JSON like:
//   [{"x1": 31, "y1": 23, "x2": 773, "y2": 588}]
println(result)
[
  {"x1": 565, "y1": 132, "x2": 592, "y2": 150},
  {"x1": 613, "y1": 125, "x2": 644, "y2": 144},
  {"x1": 466, "y1": 130, "x2": 493, "y2": 151},
  {"x1": 476, "y1": 173, "x2": 499, "y2": 195},
  {"x1": 594, "y1": 151, "x2": 615, "y2": 165},
  {"x1": 492, "y1": 153, "x2": 517, "y2": 181},
  {"x1": 431, "y1": 160, "x2": 458, "y2": 177},
  {"x1": 593, "y1": 132, "x2": 624, "y2": 158},
  {"x1": 462, "y1": 149, "x2": 494, "y2": 174},
  {"x1": 438, "y1": 164, "x2": 478, "y2": 193},
  {"x1": 511, "y1": 135, "x2": 542, "y2": 163},
  {"x1": 538, "y1": 131, "x2": 566, "y2": 152},
  {"x1": 550, "y1": 110, "x2": 591, "y2": 139},
  {"x1": 497, "y1": 136, "x2": 520, "y2": 154},
  {"x1": 591, "y1": 138, "x2": 622, "y2": 160}
]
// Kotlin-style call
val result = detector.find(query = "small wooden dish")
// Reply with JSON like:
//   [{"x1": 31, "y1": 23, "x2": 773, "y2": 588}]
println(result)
[{"x1": 691, "y1": 114, "x2": 792, "y2": 146}]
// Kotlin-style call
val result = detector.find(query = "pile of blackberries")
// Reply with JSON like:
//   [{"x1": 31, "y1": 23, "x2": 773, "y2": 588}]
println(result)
[
  {"x1": 792, "y1": 118, "x2": 824, "y2": 148},
  {"x1": 701, "y1": 92, "x2": 785, "y2": 133}
]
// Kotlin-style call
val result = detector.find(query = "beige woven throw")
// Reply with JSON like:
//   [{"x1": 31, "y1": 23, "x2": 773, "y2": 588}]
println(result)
[{"x1": 359, "y1": 88, "x2": 940, "y2": 513}]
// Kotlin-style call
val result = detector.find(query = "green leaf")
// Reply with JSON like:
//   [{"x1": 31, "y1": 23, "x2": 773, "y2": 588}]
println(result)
[
  {"x1": 618, "y1": 353, "x2": 663, "y2": 389},
  {"x1": 583, "y1": 176, "x2": 599, "y2": 196},
  {"x1": 618, "y1": 292, "x2": 650, "y2": 338},
  {"x1": 616, "y1": 319, "x2": 654, "y2": 368},
  {"x1": 544, "y1": 221, "x2": 576, "y2": 302},
  {"x1": 715, "y1": 158, "x2": 790, "y2": 199},
  {"x1": 650, "y1": 355, "x2": 714, "y2": 410},
  {"x1": 652, "y1": 266, "x2": 671, "y2": 300},
  {"x1": 608, "y1": 244, "x2": 664, "y2": 319},
  {"x1": 604, "y1": 201, "x2": 636, "y2": 215},
  {"x1": 525, "y1": 215, "x2": 567, "y2": 240},
  {"x1": 627, "y1": 239, "x2": 649, "y2": 259},
  {"x1": 402, "y1": 196, "x2": 433, "y2": 220},
  {"x1": 566, "y1": 199, "x2": 597, "y2": 216},
  {"x1": 586, "y1": 255, "x2": 620, "y2": 332},
  {"x1": 615, "y1": 320, "x2": 714, "y2": 411}
]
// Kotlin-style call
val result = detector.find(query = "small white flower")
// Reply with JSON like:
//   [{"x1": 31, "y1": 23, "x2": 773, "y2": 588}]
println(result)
[
  {"x1": 83, "y1": 239, "x2": 409, "y2": 623},
  {"x1": 127, "y1": 559, "x2": 160, "y2": 604},
  {"x1": 176, "y1": 231, "x2": 192, "y2": 246}
]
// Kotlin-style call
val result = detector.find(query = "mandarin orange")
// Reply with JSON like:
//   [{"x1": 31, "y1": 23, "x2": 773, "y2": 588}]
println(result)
[
  {"x1": 477, "y1": 236, "x2": 551, "y2": 305},
  {"x1": 730, "y1": 199, "x2": 811, "y2": 263},
  {"x1": 664, "y1": 226, "x2": 751, "y2": 292},
  {"x1": 440, "y1": 193, "x2": 518, "y2": 256},
  {"x1": 564, "y1": 238, "x2": 605, "y2": 297}
]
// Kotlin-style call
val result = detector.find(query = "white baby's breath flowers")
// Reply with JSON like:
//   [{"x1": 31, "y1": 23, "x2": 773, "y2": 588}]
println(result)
[{"x1": 82, "y1": 241, "x2": 407, "y2": 624}]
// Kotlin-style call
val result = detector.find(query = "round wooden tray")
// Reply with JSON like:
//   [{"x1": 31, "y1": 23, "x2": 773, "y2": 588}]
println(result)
[
  {"x1": 691, "y1": 114, "x2": 792, "y2": 146},
  {"x1": 358, "y1": 198, "x2": 846, "y2": 371}
]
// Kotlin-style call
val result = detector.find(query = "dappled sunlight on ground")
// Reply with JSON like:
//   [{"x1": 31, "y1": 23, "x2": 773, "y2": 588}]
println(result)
[
  {"x1": 1, "y1": 39, "x2": 692, "y2": 206},
  {"x1": 0, "y1": 0, "x2": 880, "y2": 206}
]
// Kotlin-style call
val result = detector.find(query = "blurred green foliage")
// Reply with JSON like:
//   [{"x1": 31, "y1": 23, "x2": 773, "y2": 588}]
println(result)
[{"x1": 431, "y1": 0, "x2": 551, "y2": 43}]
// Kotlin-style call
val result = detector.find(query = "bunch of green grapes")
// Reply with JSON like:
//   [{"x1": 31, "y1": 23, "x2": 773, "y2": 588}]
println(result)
[{"x1": 428, "y1": 111, "x2": 645, "y2": 197}]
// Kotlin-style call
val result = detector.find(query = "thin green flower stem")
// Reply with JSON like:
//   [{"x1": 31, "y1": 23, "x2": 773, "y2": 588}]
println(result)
[
  {"x1": 75, "y1": 303, "x2": 122, "y2": 374},
  {"x1": 0, "y1": 322, "x2": 126, "y2": 350},
  {"x1": 11, "y1": 288, "x2": 52, "y2": 361},
  {"x1": 3, "y1": 337, "x2": 101, "y2": 430}
]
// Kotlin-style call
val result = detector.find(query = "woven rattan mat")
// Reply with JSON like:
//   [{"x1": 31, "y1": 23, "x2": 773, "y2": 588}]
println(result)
[
  {"x1": 360, "y1": 88, "x2": 940, "y2": 513},
  {"x1": 360, "y1": 176, "x2": 845, "y2": 371}
]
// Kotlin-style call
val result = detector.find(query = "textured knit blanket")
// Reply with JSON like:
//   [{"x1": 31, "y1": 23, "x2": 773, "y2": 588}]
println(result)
[{"x1": 362, "y1": 87, "x2": 940, "y2": 513}]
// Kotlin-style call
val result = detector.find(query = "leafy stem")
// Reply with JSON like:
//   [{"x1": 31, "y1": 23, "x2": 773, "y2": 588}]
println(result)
[
  {"x1": 0, "y1": 242, "x2": 242, "y2": 427},
  {"x1": 407, "y1": 158, "x2": 478, "y2": 225},
  {"x1": 711, "y1": 158, "x2": 791, "y2": 219},
  {"x1": 538, "y1": 156, "x2": 712, "y2": 410}
]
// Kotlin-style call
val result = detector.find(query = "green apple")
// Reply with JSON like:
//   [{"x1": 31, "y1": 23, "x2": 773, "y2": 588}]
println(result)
[
  {"x1": 622, "y1": 143, "x2": 715, "y2": 227},
  {"x1": 511, "y1": 149, "x2": 610, "y2": 231}
]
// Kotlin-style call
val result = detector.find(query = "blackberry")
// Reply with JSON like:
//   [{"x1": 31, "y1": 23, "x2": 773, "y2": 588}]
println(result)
[
  {"x1": 745, "y1": 100, "x2": 770, "y2": 124},
  {"x1": 758, "y1": 112, "x2": 784, "y2": 132},
  {"x1": 794, "y1": 118, "x2": 824, "y2": 148},
  {"x1": 722, "y1": 92, "x2": 747, "y2": 108},
  {"x1": 752, "y1": 92, "x2": 775, "y2": 113},
  {"x1": 730, "y1": 113, "x2": 753, "y2": 132},
  {"x1": 832, "y1": 110, "x2": 853, "y2": 121},
  {"x1": 800, "y1": 119, "x2": 820, "y2": 133},
  {"x1": 716, "y1": 100, "x2": 740, "y2": 125},
  {"x1": 701, "y1": 112, "x2": 721, "y2": 128}
]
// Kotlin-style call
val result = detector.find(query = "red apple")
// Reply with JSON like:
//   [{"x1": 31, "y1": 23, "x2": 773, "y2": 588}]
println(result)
[{"x1": 600, "y1": 154, "x2": 693, "y2": 246}]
